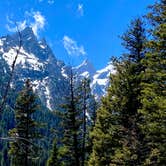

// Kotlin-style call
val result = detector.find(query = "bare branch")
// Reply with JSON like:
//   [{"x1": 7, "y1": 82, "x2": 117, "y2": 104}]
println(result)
[{"x1": 0, "y1": 22, "x2": 22, "y2": 113}]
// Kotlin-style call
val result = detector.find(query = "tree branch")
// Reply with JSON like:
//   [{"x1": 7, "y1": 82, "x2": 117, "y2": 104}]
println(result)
[{"x1": 0, "y1": 23, "x2": 22, "y2": 113}]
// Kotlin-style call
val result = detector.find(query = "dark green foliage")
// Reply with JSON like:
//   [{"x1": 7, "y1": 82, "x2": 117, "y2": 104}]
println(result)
[
  {"x1": 56, "y1": 75, "x2": 97, "y2": 166},
  {"x1": 0, "y1": 1, "x2": 165, "y2": 166},
  {"x1": 32, "y1": 108, "x2": 60, "y2": 166},
  {"x1": 47, "y1": 139, "x2": 59, "y2": 166},
  {"x1": 138, "y1": 0, "x2": 166, "y2": 165},
  {"x1": 77, "y1": 78, "x2": 97, "y2": 166},
  {"x1": 89, "y1": 18, "x2": 147, "y2": 166},
  {"x1": 58, "y1": 71, "x2": 81, "y2": 166},
  {"x1": 8, "y1": 79, "x2": 41, "y2": 166},
  {"x1": 0, "y1": 80, "x2": 61, "y2": 165},
  {"x1": 88, "y1": 96, "x2": 119, "y2": 166},
  {"x1": 0, "y1": 107, "x2": 15, "y2": 166},
  {"x1": 89, "y1": 1, "x2": 165, "y2": 165}
]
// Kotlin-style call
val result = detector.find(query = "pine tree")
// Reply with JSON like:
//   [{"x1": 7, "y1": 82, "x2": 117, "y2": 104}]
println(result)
[
  {"x1": 77, "y1": 78, "x2": 97, "y2": 166},
  {"x1": 113, "y1": 18, "x2": 147, "y2": 165},
  {"x1": 47, "y1": 139, "x2": 59, "y2": 166},
  {"x1": 89, "y1": 18, "x2": 147, "y2": 166},
  {"x1": 8, "y1": 79, "x2": 41, "y2": 166},
  {"x1": 139, "y1": 0, "x2": 166, "y2": 165},
  {"x1": 58, "y1": 70, "x2": 81, "y2": 166}
]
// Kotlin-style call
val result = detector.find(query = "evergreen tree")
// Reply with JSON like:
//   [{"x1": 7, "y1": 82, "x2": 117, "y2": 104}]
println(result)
[
  {"x1": 89, "y1": 18, "x2": 147, "y2": 166},
  {"x1": 58, "y1": 70, "x2": 81, "y2": 166},
  {"x1": 77, "y1": 78, "x2": 97, "y2": 166},
  {"x1": 113, "y1": 18, "x2": 147, "y2": 165},
  {"x1": 55, "y1": 76, "x2": 96, "y2": 166},
  {"x1": 139, "y1": 0, "x2": 166, "y2": 165},
  {"x1": 8, "y1": 79, "x2": 41, "y2": 166},
  {"x1": 47, "y1": 139, "x2": 59, "y2": 166}
]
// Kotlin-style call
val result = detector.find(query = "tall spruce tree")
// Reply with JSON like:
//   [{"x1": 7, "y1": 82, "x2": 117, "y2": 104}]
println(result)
[
  {"x1": 77, "y1": 78, "x2": 97, "y2": 166},
  {"x1": 58, "y1": 70, "x2": 81, "y2": 166},
  {"x1": 49, "y1": 77, "x2": 96, "y2": 166},
  {"x1": 113, "y1": 18, "x2": 147, "y2": 165},
  {"x1": 47, "y1": 139, "x2": 59, "y2": 166},
  {"x1": 139, "y1": 0, "x2": 166, "y2": 165},
  {"x1": 8, "y1": 79, "x2": 41, "y2": 166},
  {"x1": 89, "y1": 18, "x2": 146, "y2": 166}
]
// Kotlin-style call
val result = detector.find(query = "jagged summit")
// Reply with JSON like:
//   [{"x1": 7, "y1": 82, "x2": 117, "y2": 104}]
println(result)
[
  {"x1": 75, "y1": 59, "x2": 94, "y2": 69},
  {"x1": 90, "y1": 62, "x2": 115, "y2": 98},
  {"x1": 74, "y1": 59, "x2": 115, "y2": 99},
  {"x1": 73, "y1": 59, "x2": 96, "y2": 79},
  {"x1": 10, "y1": 27, "x2": 36, "y2": 43},
  {"x1": 0, "y1": 27, "x2": 69, "y2": 110},
  {"x1": 0, "y1": 28, "x2": 114, "y2": 109},
  {"x1": 21, "y1": 26, "x2": 34, "y2": 36}
]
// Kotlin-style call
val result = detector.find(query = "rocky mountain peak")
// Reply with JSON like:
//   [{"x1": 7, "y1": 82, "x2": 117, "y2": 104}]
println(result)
[
  {"x1": 0, "y1": 27, "x2": 115, "y2": 110},
  {"x1": 73, "y1": 59, "x2": 96, "y2": 79},
  {"x1": 21, "y1": 27, "x2": 35, "y2": 37}
]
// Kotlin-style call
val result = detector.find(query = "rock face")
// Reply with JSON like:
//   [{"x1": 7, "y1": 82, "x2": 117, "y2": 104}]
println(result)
[
  {"x1": 74, "y1": 60, "x2": 115, "y2": 99},
  {"x1": 0, "y1": 27, "x2": 115, "y2": 110},
  {"x1": 0, "y1": 27, "x2": 69, "y2": 110}
]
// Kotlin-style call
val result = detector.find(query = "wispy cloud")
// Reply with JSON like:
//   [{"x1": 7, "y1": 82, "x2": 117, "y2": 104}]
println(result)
[
  {"x1": 63, "y1": 36, "x2": 86, "y2": 56},
  {"x1": 38, "y1": 0, "x2": 54, "y2": 5},
  {"x1": 77, "y1": 3, "x2": 84, "y2": 16},
  {"x1": 48, "y1": 0, "x2": 54, "y2": 5},
  {"x1": 30, "y1": 11, "x2": 46, "y2": 37},
  {"x1": 6, "y1": 11, "x2": 46, "y2": 37}
]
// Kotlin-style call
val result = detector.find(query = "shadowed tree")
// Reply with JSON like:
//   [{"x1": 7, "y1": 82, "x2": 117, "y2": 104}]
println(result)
[
  {"x1": 139, "y1": 0, "x2": 166, "y2": 164},
  {"x1": 8, "y1": 79, "x2": 41, "y2": 166},
  {"x1": 89, "y1": 18, "x2": 147, "y2": 166}
]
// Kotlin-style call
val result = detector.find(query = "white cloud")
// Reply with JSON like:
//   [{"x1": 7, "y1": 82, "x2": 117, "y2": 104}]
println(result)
[
  {"x1": 77, "y1": 3, "x2": 84, "y2": 16},
  {"x1": 30, "y1": 11, "x2": 46, "y2": 37},
  {"x1": 63, "y1": 36, "x2": 86, "y2": 56},
  {"x1": 48, "y1": 0, "x2": 54, "y2": 5},
  {"x1": 38, "y1": 0, "x2": 54, "y2": 4},
  {"x1": 6, "y1": 11, "x2": 46, "y2": 37}
]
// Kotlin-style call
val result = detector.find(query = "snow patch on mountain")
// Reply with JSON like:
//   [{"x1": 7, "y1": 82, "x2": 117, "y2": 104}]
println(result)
[
  {"x1": 45, "y1": 84, "x2": 52, "y2": 110},
  {"x1": 81, "y1": 71, "x2": 89, "y2": 77},
  {"x1": 61, "y1": 67, "x2": 68, "y2": 78},
  {"x1": 0, "y1": 39, "x2": 4, "y2": 52},
  {"x1": 90, "y1": 62, "x2": 115, "y2": 98},
  {"x1": 0, "y1": 27, "x2": 70, "y2": 111},
  {"x1": 0, "y1": 26, "x2": 115, "y2": 111},
  {"x1": 75, "y1": 59, "x2": 115, "y2": 99},
  {"x1": 39, "y1": 44, "x2": 46, "y2": 49},
  {"x1": 92, "y1": 62, "x2": 115, "y2": 86},
  {"x1": 73, "y1": 59, "x2": 96, "y2": 79},
  {"x1": 31, "y1": 77, "x2": 53, "y2": 110},
  {"x1": 2, "y1": 47, "x2": 44, "y2": 71},
  {"x1": 0, "y1": 39, "x2": 3, "y2": 46}
]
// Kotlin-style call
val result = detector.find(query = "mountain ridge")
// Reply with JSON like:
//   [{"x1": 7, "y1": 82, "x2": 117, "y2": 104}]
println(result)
[{"x1": 0, "y1": 27, "x2": 114, "y2": 110}]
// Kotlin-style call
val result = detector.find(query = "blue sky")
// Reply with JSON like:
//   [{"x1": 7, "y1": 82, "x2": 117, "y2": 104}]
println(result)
[{"x1": 0, "y1": 0, "x2": 155, "y2": 69}]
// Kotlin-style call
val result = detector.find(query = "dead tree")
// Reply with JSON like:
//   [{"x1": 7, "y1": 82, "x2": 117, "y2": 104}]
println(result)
[{"x1": 0, "y1": 23, "x2": 22, "y2": 114}]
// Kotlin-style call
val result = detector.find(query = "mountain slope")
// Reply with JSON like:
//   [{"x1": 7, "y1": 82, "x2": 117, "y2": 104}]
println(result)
[
  {"x1": 74, "y1": 60, "x2": 115, "y2": 99},
  {"x1": 0, "y1": 27, "x2": 69, "y2": 110},
  {"x1": 0, "y1": 27, "x2": 114, "y2": 110},
  {"x1": 73, "y1": 59, "x2": 96, "y2": 79},
  {"x1": 91, "y1": 62, "x2": 115, "y2": 98}
]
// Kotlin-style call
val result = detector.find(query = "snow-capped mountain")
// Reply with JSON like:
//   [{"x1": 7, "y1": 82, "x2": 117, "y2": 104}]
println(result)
[
  {"x1": 73, "y1": 59, "x2": 96, "y2": 79},
  {"x1": 74, "y1": 59, "x2": 115, "y2": 99},
  {"x1": 0, "y1": 27, "x2": 69, "y2": 110},
  {"x1": 0, "y1": 27, "x2": 114, "y2": 110},
  {"x1": 91, "y1": 62, "x2": 115, "y2": 98}
]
